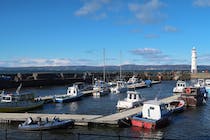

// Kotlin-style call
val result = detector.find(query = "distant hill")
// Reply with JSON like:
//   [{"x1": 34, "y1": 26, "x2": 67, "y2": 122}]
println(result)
[{"x1": 1, "y1": 65, "x2": 210, "y2": 74}]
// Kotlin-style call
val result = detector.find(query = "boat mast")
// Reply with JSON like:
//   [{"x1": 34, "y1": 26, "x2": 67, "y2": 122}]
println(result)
[
  {"x1": 103, "y1": 48, "x2": 106, "y2": 82},
  {"x1": 120, "y1": 51, "x2": 122, "y2": 80}
]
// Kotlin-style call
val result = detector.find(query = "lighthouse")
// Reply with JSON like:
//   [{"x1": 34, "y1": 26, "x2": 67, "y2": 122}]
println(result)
[{"x1": 191, "y1": 47, "x2": 197, "y2": 74}]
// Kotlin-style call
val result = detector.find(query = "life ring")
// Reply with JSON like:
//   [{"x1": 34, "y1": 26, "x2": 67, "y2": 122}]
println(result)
[{"x1": 185, "y1": 88, "x2": 191, "y2": 94}]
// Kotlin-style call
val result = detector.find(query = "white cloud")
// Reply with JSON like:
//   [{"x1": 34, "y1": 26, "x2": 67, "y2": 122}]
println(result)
[
  {"x1": 128, "y1": 0, "x2": 166, "y2": 24},
  {"x1": 197, "y1": 54, "x2": 210, "y2": 64},
  {"x1": 0, "y1": 58, "x2": 71, "y2": 67},
  {"x1": 193, "y1": 0, "x2": 210, "y2": 7},
  {"x1": 74, "y1": 0, "x2": 110, "y2": 19},
  {"x1": 144, "y1": 34, "x2": 159, "y2": 39},
  {"x1": 130, "y1": 48, "x2": 186, "y2": 65},
  {"x1": 131, "y1": 48, "x2": 161, "y2": 55},
  {"x1": 0, "y1": 58, "x2": 99, "y2": 67},
  {"x1": 164, "y1": 25, "x2": 178, "y2": 32}
]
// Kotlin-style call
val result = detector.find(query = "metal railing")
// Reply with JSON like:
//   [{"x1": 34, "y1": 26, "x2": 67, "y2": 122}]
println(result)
[{"x1": 1, "y1": 129, "x2": 164, "y2": 140}]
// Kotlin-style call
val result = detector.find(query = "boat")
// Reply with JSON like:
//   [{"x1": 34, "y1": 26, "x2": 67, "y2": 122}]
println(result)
[
  {"x1": 130, "y1": 99, "x2": 171, "y2": 129},
  {"x1": 0, "y1": 84, "x2": 44, "y2": 113},
  {"x1": 92, "y1": 80, "x2": 110, "y2": 96},
  {"x1": 110, "y1": 80, "x2": 127, "y2": 94},
  {"x1": 166, "y1": 100, "x2": 185, "y2": 113},
  {"x1": 18, "y1": 117, "x2": 74, "y2": 131},
  {"x1": 116, "y1": 89, "x2": 144, "y2": 110},
  {"x1": 127, "y1": 75, "x2": 139, "y2": 86},
  {"x1": 205, "y1": 79, "x2": 210, "y2": 95},
  {"x1": 54, "y1": 84, "x2": 83, "y2": 103},
  {"x1": 127, "y1": 75, "x2": 146, "y2": 89},
  {"x1": 92, "y1": 49, "x2": 110, "y2": 96},
  {"x1": 144, "y1": 80, "x2": 152, "y2": 87},
  {"x1": 173, "y1": 80, "x2": 187, "y2": 93},
  {"x1": 194, "y1": 79, "x2": 205, "y2": 88},
  {"x1": 178, "y1": 86, "x2": 207, "y2": 107}
]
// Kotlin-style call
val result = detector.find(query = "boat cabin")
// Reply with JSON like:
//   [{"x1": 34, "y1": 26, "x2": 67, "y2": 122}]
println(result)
[
  {"x1": 194, "y1": 79, "x2": 205, "y2": 87},
  {"x1": 127, "y1": 76, "x2": 139, "y2": 84},
  {"x1": 1, "y1": 93, "x2": 35, "y2": 103},
  {"x1": 176, "y1": 80, "x2": 186, "y2": 88},
  {"x1": 67, "y1": 85, "x2": 80, "y2": 96},
  {"x1": 127, "y1": 90, "x2": 142, "y2": 102},
  {"x1": 142, "y1": 100, "x2": 169, "y2": 120},
  {"x1": 1, "y1": 94, "x2": 13, "y2": 103},
  {"x1": 173, "y1": 80, "x2": 187, "y2": 93}
]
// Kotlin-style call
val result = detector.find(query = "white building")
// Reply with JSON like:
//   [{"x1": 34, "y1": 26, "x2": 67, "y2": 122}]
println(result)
[{"x1": 191, "y1": 47, "x2": 197, "y2": 74}]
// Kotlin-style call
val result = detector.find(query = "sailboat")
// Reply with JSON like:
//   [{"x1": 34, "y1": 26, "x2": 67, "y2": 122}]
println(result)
[
  {"x1": 110, "y1": 51, "x2": 127, "y2": 94},
  {"x1": 92, "y1": 49, "x2": 110, "y2": 96}
]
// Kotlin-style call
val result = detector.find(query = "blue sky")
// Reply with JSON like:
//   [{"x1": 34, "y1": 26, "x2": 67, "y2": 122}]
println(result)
[{"x1": 0, "y1": 0, "x2": 210, "y2": 67}]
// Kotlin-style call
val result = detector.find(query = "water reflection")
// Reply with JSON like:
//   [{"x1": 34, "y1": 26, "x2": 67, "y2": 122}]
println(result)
[
  {"x1": 69, "y1": 102, "x2": 78, "y2": 112},
  {"x1": 131, "y1": 126, "x2": 164, "y2": 139}
]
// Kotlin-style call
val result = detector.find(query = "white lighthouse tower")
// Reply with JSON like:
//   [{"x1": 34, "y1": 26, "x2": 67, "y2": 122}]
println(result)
[{"x1": 191, "y1": 47, "x2": 197, "y2": 74}]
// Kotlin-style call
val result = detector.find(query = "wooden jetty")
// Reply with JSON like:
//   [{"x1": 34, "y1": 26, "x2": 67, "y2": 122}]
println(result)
[
  {"x1": 37, "y1": 81, "x2": 161, "y2": 102},
  {"x1": 0, "y1": 94, "x2": 179, "y2": 126},
  {"x1": 36, "y1": 90, "x2": 95, "y2": 102}
]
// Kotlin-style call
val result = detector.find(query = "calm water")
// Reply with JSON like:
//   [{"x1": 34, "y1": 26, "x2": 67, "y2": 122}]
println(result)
[{"x1": 1, "y1": 81, "x2": 210, "y2": 140}]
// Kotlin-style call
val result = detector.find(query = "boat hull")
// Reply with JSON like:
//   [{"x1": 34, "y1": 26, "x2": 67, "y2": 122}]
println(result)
[
  {"x1": 54, "y1": 95, "x2": 82, "y2": 103},
  {"x1": 0, "y1": 100, "x2": 44, "y2": 113},
  {"x1": 116, "y1": 100, "x2": 143, "y2": 110},
  {"x1": 18, "y1": 120, "x2": 74, "y2": 131},
  {"x1": 131, "y1": 114, "x2": 170, "y2": 129},
  {"x1": 92, "y1": 88, "x2": 110, "y2": 96}
]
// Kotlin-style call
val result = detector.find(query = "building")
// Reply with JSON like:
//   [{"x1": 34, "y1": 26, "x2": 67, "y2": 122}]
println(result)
[{"x1": 191, "y1": 47, "x2": 197, "y2": 74}]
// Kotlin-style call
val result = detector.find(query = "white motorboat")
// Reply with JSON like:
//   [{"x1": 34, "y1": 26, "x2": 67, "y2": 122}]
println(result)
[
  {"x1": 173, "y1": 80, "x2": 187, "y2": 93},
  {"x1": 110, "y1": 80, "x2": 127, "y2": 94},
  {"x1": 131, "y1": 99, "x2": 172, "y2": 129},
  {"x1": 54, "y1": 84, "x2": 83, "y2": 103},
  {"x1": 92, "y1": 80, "x2": 110, "y2": 96},
  {"x1": 116, "y1": 89, "x2": 144, "y2": 110}
]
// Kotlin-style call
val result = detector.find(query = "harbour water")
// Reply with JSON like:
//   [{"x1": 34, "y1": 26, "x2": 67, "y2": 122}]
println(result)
[{"x1": 1, "y1": 81, "x2": 210, "y2": 140}]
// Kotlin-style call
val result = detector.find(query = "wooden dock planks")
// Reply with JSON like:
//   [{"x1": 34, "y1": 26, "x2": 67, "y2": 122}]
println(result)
[
  {"x1": 0, "y1": 113, "x2": 102, "y2": 125},
  {"x1": 0, "y1": 94, "x2": 180, "y2": 126}
]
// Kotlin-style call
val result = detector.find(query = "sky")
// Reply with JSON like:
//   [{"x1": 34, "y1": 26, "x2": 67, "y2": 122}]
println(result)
[{"x1": 0, "y1": 0, "x2": 210, "y2": 67}]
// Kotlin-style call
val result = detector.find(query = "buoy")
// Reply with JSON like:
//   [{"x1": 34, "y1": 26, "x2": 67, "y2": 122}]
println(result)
[{"x1": 185, "y1": 88, "x2": 191, "y2": 94}]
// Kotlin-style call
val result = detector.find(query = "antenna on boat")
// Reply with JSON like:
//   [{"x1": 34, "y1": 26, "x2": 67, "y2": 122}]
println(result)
[
  {"x1": 16, "y1": 83, "x2": 22, "y2": 95},
  {"x1": 155, "y1": 82, "x2": 161, "y2": 101}
]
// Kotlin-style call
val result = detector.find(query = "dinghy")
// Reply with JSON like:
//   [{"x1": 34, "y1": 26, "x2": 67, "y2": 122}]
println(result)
[{"x1": 18, "y1": 117, "x2": 74, "y2": 131}]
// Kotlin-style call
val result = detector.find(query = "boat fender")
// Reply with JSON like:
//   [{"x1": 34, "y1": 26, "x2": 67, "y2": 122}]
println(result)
[{"x1": 185, "y1": 88, "x2": 191, "y2": 94}]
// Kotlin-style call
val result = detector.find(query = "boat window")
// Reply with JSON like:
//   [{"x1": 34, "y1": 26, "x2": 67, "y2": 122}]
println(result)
[
  {"x1": 160, "y1": 105, "x2": 166, "y2": 110},
  {"x1": 129, "y1": 94, "x2": 132, "y2": 99},
  {"x1": 150, "y1": 107, "x2": 154, "y2": 110},
  {"x1": 148, "y1": 109, "x2": 150, "y2": 117},
  {"x1": 134, "y1": 94, "x2": 136, "y2": 99},
  {"x1": 2, "y1": 97, "x2": 11, "y2": 100}
]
